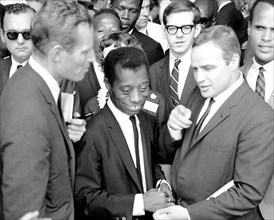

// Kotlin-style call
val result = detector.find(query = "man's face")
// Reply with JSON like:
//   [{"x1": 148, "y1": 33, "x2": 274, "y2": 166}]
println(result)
[
  {"x1": 135, "y1": 0, "x2": 150, "y2": 30},
  {"x1": 164, "y1": 11, "x2": 200, "y2": 58},
  {"x1": 94, "y1": 13, "x2": 121, "y2": 59},
  {"x1": 0, "y1": 10, "x2": 34, "y2": 63},
  {"x1": 192, "y1": 41, "x2": 235, "y2": 99},
  {"x1": 111, "y1": 0, "x2": 141, "y2": 33},
  {"x1": 248, "y1": 2, "x2": 274, "y2": 65},
  {"x1": 59, "y1": 23, "x2": 95, "y2": 83},
  {"x1": 109, "y1": 64, "x2": 150, "y2": 116}
]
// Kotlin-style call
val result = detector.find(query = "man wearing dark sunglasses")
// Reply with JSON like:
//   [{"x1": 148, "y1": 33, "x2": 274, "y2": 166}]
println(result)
[
  {"x1": 0, "y1": 3, "x2": 35, "y2": 96},
  {"x1": 149, "y1": 0, "x2": 202, "y2": 164}
]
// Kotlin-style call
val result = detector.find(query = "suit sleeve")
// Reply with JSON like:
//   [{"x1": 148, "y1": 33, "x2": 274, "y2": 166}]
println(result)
[{"x1": 187, "y1": 108, "x2": 274, "y2": 219}]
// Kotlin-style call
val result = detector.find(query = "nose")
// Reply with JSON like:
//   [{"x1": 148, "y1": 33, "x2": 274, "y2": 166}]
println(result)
[
  {"x1": 176, "y1": 28, "x2": 184, "y2": 37},
  {"x1": 130, "y1": 89, "x2": 142, "y2": 103},
  {"x1": 121, "y1": 9, "x2": 129, "y2": 20},
  {"x1": 16, "y1": 33, "x2": 25, "y2": 44},
  {"x1": 194, "y1": 68, "x2": 205, "y2": 84},
  {"x1": 142, "y1": 7, "x2": 149, "y2": 16},
  {"x1": 87, "y1": 49, "x2": 95, "y2": 63},
  {"x1": 262, "y1": 28, "x2": 273, "y2": 41}
]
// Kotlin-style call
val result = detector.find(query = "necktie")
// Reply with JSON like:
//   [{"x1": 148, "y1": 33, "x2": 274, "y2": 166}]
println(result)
[
  {"x1": 129, "y1": 115, "x2": 143, "y2": 189},
  {"x1": 193, "y1": 98, "x2": 214, "y2": 140},
  {"x1": 170, "y1": 59, "x2": 181, "y2": 107},
  {"x1": 17, "y1": 65, "x2": 23, "y2": 69},
  {"x1": 255, "y1": 67, "x2": 265, "y2": 100}
]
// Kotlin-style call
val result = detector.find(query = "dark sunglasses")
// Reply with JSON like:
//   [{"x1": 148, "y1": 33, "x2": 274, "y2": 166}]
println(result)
[{"x1": 4, "y1": 31, "x2": 31, "y2": 40}]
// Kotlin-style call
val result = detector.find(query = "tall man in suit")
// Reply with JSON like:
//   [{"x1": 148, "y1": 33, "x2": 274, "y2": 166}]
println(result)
[
  {"x1": 76, "y1": 8, "x2": 121, "y2": 111},
  {"x1": 240, "y1": 0, "x2": 274, "y2": 219},
  {"x1": 153, "y1": 25, "x2": 274, "y2": 220},
  {"x1": 0, "y1": 0, "x2": 95, "y2": 219},
  {"x1": 75, "y1": 47, "x2": 173, "y2": 220},
  {"x1": 149, "y1": 0, "x2": 202, "y2": 164},
  {"x1": 110, "y1": 0, "x2": 164, "y2": 65}
]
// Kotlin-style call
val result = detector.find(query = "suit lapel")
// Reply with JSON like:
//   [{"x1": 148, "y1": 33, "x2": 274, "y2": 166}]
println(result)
[
  {"x1": 189, "y1": 82, "x2": 249, "y2": 150},
  {"x1": 103, "y1": 106, "x2": 143, "y2": 192},
  {"x1": 24, "y1": 64, "x2": 75, "y2": 187}
]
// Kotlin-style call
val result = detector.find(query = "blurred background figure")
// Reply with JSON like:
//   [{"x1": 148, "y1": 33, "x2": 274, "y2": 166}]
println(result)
[
  {"x1": 194, "y1": 0, "x2": 218, "y2": 29},
  {"x1": 26, "y1": 0, "x2": 44, "y2": 12},
  {"x1": 135, "y1": 0, "x2": 168, "y2": 52},
  {"x1": 92, "y1": 0, "x2": 109, "y2": 12}
]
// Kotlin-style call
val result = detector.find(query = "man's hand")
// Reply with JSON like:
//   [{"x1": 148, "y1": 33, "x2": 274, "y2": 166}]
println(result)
[
  {"x1": 66, "y1": 112, "x2": 86, "y2": 143},
  {"x1": 153, "y1": 205, "x2": 190, "y2": 220},
  {"x1": 19, "y1": 211, "x2": 51, "y2": 220},
  {"x1": 143, "y1": 189, "x2": 174, "y2": 213}
]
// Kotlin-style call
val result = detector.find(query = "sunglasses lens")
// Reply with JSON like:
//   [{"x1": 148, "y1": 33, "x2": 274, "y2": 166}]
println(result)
[
  {"x1": 6, "y1": 31, "x2": 31, "y2": 40},
  {"x1": 6, "y1": 32, "x2": 18, "y2": 40},
  {"x1": 22, "y1": 32, "x2": 31, "y2": 40}
]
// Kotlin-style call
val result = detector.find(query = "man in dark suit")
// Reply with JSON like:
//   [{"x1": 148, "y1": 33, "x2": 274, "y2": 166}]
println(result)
[
  {"x1": 240, "y1": 0, "x2": 274, "y2": 218},
  {"x1": 153, "y1": 25, "x2": 274, "y2": 220},
  {"x1": 76, "y1": 8, "x2": 121, "y2": 111},
  {"x1": 215, "y1": 0, "x2": 245, "y2": 45},
  {"x1": 149, "y1": 0, "x2": 202, "y2": 164},
  {"x1": 0, "y1": 1, "x2": 95, "y2": 219},
  {"x1": 75, "y1": 47, "x2": 173, "y2": 220},
  {"x1": 110, "y1": 0, "x2": 164, "y2": 65}
]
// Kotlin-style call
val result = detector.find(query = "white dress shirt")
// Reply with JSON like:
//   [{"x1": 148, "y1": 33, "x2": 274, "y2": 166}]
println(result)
[
  {"x1": 245, "y1": 59, "x2": 273, "y2": 102},
  {"x1": 9, "y1": 56, "x2": 28, "y2": 78},
  {"x1": 169, "y1": 49, "x2": 191, "y2": 100}
]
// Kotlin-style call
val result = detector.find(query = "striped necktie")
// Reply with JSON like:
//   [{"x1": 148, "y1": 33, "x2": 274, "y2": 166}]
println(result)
[
  {"x1": 170, "y1": 59, "x2": 181, "y2": 107},
  {"x1": 255, "y1": 67, "x2": 265, "y2": 100}
]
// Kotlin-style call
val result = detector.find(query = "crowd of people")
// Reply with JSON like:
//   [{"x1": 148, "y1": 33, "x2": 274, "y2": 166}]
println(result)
[{"x1": 0, "y1": 0, "x2": 273, "y2": 220}]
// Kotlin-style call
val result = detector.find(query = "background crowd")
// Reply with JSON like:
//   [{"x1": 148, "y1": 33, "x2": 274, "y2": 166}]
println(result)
[{"x1": 0, "y1": 0, "x2": 273, "y2": 220}]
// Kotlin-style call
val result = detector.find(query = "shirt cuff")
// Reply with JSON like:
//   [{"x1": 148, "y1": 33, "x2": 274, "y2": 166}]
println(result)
[
  {"x1": 167, "y1": 123, "x2": 182, "y2": 141},
  {"x1": 186, "y1": 209, "x2": 191, "y2": 220},
  {"x1": 133, "y1": 194, "x2": 145, "y2": 216}
]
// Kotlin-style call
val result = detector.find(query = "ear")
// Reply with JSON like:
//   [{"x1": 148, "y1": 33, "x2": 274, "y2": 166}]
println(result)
[
  {"x1": 0, "y1": 28, "x2": 6, "y2": 43},
  {"x1": 229, "y1": 53, "x2": 240, "y2": 71},
  {"x1": 194, "y1": 24, "x2": 202, "y2": 39},
  {"x1": 50, "y1": 44, "x2": 64, "y2": 63},
  {"x1": 104, "y1": 77, "x2": 111, "y2": 91}
]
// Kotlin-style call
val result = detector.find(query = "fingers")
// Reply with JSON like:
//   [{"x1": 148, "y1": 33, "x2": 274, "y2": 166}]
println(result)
[{"x1": 168, "y1": 105, "x2": 192, "y2": 131}]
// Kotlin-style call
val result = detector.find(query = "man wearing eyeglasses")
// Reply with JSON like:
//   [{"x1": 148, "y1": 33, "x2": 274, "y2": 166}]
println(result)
[
  {"x1": 149, "y1": 0, "x2": 202, "y2": 164},
  {"x1": 0, "y1": 3, "x2": 35, "y2": 96}
]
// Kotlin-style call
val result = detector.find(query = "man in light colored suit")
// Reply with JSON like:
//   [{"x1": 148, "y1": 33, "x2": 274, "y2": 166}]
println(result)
[
  {"x1": 75, "y1": 47, "x2": 173, "y2": 220},
  {"x1": 240, "y1": 0, "x2": 274, "y2": 219},
  {"x1": 153, "y1": 25, "x2": 274, "y2": 220},
  {"x1": 0, "y1": 0, "x2": 95, "y2": 219}
]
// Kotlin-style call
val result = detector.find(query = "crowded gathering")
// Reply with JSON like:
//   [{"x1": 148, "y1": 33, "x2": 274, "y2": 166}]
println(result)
[{"x1": 0, "y1": 0, "x2": 273, "y2": 219}]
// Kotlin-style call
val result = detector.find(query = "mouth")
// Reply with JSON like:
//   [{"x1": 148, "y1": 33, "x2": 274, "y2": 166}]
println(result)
[
  {"x1": 259, "y1": 45, "x2": 273, "y2": 52},
  {"x1": 121, "y1": 23, "x2": 130, "y2": 29},
  {"x1": 199, "y1": 85, "x2": 210, "y2": 91}
]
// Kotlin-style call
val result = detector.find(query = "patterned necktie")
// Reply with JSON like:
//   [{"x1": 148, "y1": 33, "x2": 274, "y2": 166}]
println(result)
[
  {"x1": 255, "y1": 67, "x2": 265, "y2": 100},
  {"x1": 193, "y1": 98, "x2": 214, "y2": 141},
  {"x1": 170, "y1": 59, "x2": 181, "y2": 107},
  {"x1": 129, "y1": 115, "x2": 143, "y2": 190}
]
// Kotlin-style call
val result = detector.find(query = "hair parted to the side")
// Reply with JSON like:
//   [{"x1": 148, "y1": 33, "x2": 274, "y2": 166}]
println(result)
[
  {"x1": 163, "y1": 0, "x2": 201, "y2": 26},
  {"x1": 1, "y1": 3, "x2": 35, "y2": 28},
  {"x1": 193, "y1": 25, "x2": 241, "y2": 64},
  {"x1": 103, "y1": 47, "x2": 149, "y2": 86},
  {"x1": 31, "y1": 0, "x2": 93, "y2": 55}
]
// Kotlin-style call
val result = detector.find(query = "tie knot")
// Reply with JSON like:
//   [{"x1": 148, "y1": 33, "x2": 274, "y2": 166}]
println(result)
[
  {"x1": 17, "y1": 65, "x2": 23, "y2": 69},
  {"x1": 174, "y1": 59, "x2": 181, "y2": 67},
  {"x1": 129, "y1": 115, "x2": 136, "y2": 123},
  {"x1": 259, "y1": 67, "x2": 265, "y2": 74}
]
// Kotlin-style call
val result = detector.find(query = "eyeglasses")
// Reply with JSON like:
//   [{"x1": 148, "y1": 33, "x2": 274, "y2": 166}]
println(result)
[
  {"x1": 165, "y1": 25, "x2": 195, "y2": 35},
  {"x1": 4, "y1": 31, "x2": 31, "y2": 40}
]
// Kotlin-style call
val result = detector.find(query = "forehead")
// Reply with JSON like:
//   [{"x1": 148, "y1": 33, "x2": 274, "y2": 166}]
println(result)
[
  {"x1": 94, "y1": 13, "x2": 120, "y2": 28},
  {"x1": 112, "y1": 0, "x2": 141, "y2": 9},
  {"x1": 3, "y1": 11, "x2": 34, "y2": 29},
  {"x1": 142, "y1": 0, "x2": 150, "y2": 7},
  {"x1": 114, "y1": 64, "x2": 149, "y2": 85},
  {"x1": 252, "y1": 2, "x2": 274, "y2": 25},
  {"x1": 166, "y1": 11, "x2": 194, "y2": 25}
]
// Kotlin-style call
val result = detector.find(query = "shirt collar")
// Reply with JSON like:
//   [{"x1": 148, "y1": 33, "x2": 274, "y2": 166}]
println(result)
[
  {"x1": 169, "y1": 48, "x2": 192, "y2": 65},
  {"x1": 10, "y1": 56, "x2": 28, "y2": 78},
  {"x1": 252, "y1": 58, "x2": 274, "y2": 77},
  {"x1": 29, "y1": 55, "x2": 60, "y2": 104},
  {"x1": 214, "y1": 72, "x2": 244, "y2": 104}
]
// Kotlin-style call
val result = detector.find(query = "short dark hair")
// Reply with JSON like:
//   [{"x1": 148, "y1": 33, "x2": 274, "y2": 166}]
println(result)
[
  {"x1": 249, "y1": 0, "x2": 274, "y2": 24},
  {"x1": 94, "y1": 8, "x2": 121, "y2": 28},
  {"x1": 163, "y1": 0, "x2": 201, "y2": 26},
  {"x1": 103, "y1": 47, "x2": 149, "y2": 86},
  {"x1": 193, "y1": 25, "x2": 241, "y2": 65},
  {"x1": 110, "y1": 0, "x2": 143, "y2": 6},
  {"x1": 1, "y1": 3, "x2": 35, "y2": 28}
]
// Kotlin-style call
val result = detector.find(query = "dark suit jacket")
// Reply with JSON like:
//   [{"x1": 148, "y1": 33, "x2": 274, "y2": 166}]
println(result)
[
  {"x1": 216, "y1": 2, "x2": 245, "y2": 44},
  {"x1": 132, "y1": 28, "x2": 164, "y2": 65},
  {"x1": 0, "y1": 56, "x2": 11, "y2": 96},
  {"x1": 149, "y1": 54, "x2": 202, "y2": 163},
  {"x1": 75, "y1": 105, "x2": 165, "y2": 220},
  {"x1": 0, "y1": 64, "x2": 75, "y2": 220},
  {"x1": 169, "y1": 81, "x2": 274, "y2": 219},
  {"x1": 76, "y1": 63, "x2": 100, "y2": 112}
]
